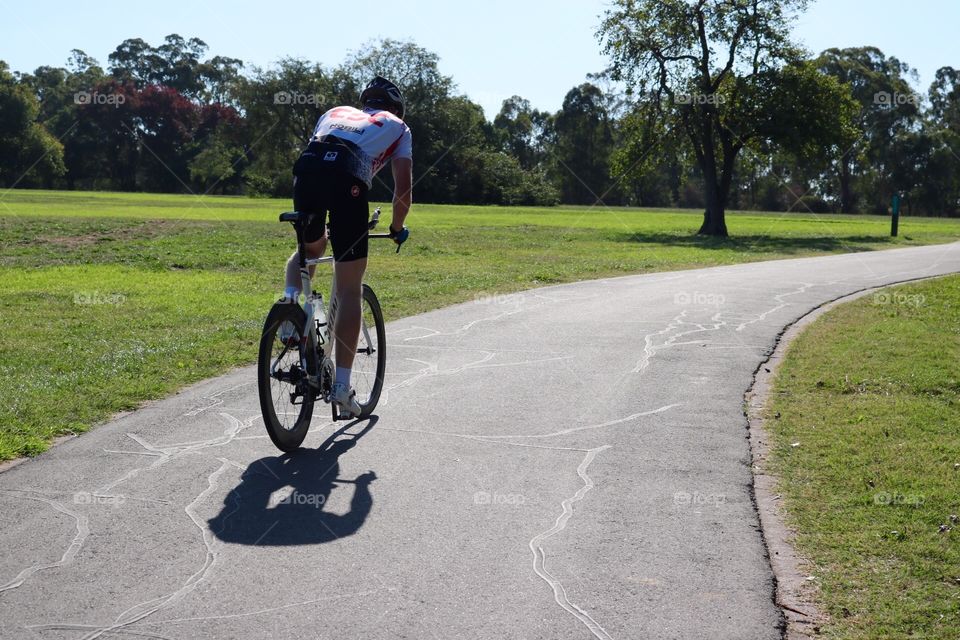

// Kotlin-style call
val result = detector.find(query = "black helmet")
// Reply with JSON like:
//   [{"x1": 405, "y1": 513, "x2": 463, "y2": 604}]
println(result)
[{"x1": 360, "y1": 76, "x2": 405, "y2": 120}]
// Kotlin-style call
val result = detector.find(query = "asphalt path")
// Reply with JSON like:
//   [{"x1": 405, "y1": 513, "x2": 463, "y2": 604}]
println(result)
[{"x1": 2, "y1": 242, "x2": 958, "y2": 639}]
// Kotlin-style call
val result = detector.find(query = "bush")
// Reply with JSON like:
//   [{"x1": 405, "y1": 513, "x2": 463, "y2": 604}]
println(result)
[
  {"x1": 457, "y1": 149, "x2": 559, "y2": 206},
  {"x1": 796, "y1": 195, "x2": 833, "y2": 213},
  {"x1": 243, "y1": 172, "x2": 285, "y2": 198}
]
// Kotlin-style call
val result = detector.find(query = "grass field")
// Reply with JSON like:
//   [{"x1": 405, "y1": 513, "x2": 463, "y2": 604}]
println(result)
[
  {"x1": 767, "y1": 276, "x2": 960, "y2": 639},
  {"x1": 2, "y1": 189, "x2": 960, "y2": 460}
]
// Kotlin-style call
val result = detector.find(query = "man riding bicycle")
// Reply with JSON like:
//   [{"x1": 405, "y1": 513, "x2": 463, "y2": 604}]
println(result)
[{"x1": 283, "y1": 76, "x2": 412, "y2": 418}]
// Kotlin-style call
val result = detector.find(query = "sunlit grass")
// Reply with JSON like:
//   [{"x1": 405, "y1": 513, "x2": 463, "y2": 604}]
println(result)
[
  {"x1": 768, "y1": 276, "x2": 960, "y2": 639},
  {"x1": 1, "y1": 188, "x2": 959, "y2": 460}
]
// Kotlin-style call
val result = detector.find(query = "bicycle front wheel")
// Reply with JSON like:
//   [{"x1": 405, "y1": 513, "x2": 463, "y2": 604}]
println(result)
[
  {"x1": 352, "y1": 284, "x2": 386, "y2": 417},
  {"x1": 257, "y1": 303, "x2": 316, "y2": 451}
]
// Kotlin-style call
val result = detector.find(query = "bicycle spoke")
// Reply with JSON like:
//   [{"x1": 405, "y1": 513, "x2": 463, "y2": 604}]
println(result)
[{"x1": 268, "y1": 326, "x2": 304, "y2": 432}]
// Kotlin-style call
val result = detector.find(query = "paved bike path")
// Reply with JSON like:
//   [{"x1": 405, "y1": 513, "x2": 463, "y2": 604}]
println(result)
[{"x1": 2, "y1": 242, "x2": 959, "y2": 639}]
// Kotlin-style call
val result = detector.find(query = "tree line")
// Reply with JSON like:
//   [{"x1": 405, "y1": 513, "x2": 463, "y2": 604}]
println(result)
[{"x1": 0, "y1": 3, "x2": 957, "y2": 229}]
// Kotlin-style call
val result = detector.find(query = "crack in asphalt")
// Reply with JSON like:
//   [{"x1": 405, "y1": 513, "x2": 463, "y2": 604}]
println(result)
[
  {"x1": 0, "y1": 490, "x2": 90, "y2": 593},
  {"x1": 735, "y1": 283, "x2": 814, "y2": 332},
  {"x1": 1, "y1": 412, "x2": 258, "y2": 634},
  {"x1": 74, "y1": 460, "x2": 233, "y2": 640},
  {"x1": 631, "y1": 310, "x2": 728, "y2": 375},
  {"x1": 183, "y1": 381, "x2": 257, "y2": 417},
  {"x1": 529, "y1": 445, "x2": 613, "y2": 640},
  {"x1": 476, "y1": 404, "x2": 680, "y2": 440}
]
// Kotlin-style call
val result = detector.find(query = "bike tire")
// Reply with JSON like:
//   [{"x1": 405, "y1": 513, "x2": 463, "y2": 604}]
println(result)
[
  {"x1": 353, "y1": 284, "x2": 387, "y2": 417},
  {"x1": 257, "y1": 303, "x2": 316, "y2": 451}
]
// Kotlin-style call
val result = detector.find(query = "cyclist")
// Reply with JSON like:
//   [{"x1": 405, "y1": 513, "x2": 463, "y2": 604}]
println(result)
[{"x1": 283, "y1": 76, "x2": 412, "y2": 418}]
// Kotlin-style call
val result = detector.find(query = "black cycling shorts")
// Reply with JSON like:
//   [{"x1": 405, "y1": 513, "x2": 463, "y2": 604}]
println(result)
[{"x1": 292, "y1": 168, "x2": 369, "y2": 262}]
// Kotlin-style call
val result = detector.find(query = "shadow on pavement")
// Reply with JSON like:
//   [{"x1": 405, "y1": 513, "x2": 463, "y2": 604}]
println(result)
[
  {"x1": 208, "y1": 417, "x2": 378, "y2": 546},
  {"x1": 608, "y1": 231, "x2": 887, "y2": 253}
]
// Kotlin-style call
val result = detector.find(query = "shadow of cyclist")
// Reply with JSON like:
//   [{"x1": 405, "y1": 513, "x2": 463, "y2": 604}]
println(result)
[{"x1": 208, "y1": 417, "x2": 378, "y2": 546}]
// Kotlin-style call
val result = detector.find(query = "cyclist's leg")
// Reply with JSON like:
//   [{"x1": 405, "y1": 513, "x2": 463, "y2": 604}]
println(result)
[
  {"x1": 283, "y1": 236, "x2": 327, "y2": 296},
  {"x1": 327, "y1": 174, "x2": 370, "y2": 376},
  {"x1": 332, "y1": 257, "x2": 367, "y2": 370},
  {"x1": 284, "y1": 175, "x2": 329, "y2": 298}
]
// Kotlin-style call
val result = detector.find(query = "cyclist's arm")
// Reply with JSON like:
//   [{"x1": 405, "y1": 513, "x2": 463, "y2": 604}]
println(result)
[{"x1": 390, "y1": 156, "x2": 412, "y2": 231}]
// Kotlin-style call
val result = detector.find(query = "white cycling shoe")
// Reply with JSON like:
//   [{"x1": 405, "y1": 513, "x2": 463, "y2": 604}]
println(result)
[{"x1": 330, "y1": 382, "x2": 362, "y2": 418}]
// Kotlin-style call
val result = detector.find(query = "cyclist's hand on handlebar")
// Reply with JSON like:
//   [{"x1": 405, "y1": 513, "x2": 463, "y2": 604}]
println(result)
[{"x1": 388, "y1": 224, "x2": 409, "y2": 253}]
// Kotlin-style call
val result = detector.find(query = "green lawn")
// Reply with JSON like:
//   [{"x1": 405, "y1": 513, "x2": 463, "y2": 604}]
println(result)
[
  {"x1": 767, "y1": 276, "x2": 960, "y2": 639},
  {"x1": 1, "y1": 189, "x2": 959, "y2": 460}
]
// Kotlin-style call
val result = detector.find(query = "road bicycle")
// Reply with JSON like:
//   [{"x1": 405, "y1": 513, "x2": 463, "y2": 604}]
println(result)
[{"x1": 257, "y1": 207, "x2": 394, "y2": 452}]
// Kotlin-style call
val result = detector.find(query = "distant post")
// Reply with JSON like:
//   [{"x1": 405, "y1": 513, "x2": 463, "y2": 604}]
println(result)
[{"x1": 891, "y1": 194, "x2": 900, "y2": 237}]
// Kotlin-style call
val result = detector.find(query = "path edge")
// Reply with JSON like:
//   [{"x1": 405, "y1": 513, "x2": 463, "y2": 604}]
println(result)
[{"x1": 745, "y1": 272, "x2": 957, "y2": 639}]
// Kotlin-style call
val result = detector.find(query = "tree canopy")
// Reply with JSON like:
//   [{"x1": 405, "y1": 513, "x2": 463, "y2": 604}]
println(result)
[
  {"x1": 598, "y1": 0, "x2": 859, "y2": 235},
  {"x1": 1, "y1": 30, "x2": 957, "y2": 220}
]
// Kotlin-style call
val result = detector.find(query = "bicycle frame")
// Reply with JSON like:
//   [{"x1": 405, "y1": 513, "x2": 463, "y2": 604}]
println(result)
[
  {"x1": 290, "y1": 217, "x2": 335, "y2": 394},
  {"x1": 291, "y1": 215, "x2": 381, "y2": 398}
]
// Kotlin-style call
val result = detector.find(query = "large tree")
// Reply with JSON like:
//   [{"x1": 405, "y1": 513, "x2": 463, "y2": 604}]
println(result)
[
  {"x1": 0, "y1": 61, "x2": 65, "y2": 187},
  {"x1": 493, "y1": 96, "x2": 551, "y2": 170},
  {"x1": 598, "y1": 0, "x2": 856, "y2": 235},
  {"x1": 815, "y1": 47, "x2": 920, "y2": 213},
  {"x1": 548, "y1": 83, "x2": 619, "y2": 205},
  {"x1": 913, "y1": 67, "x2": 960, "y2": 216}
]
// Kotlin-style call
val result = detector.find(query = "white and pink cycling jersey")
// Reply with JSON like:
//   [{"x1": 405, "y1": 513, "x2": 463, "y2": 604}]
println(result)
[{"x1": 310, "y1": 106, "x2": 412, "y2": 188}]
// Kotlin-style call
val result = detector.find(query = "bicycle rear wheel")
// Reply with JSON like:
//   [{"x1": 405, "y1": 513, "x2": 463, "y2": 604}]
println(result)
[
  {"x1": 351, "y1": 284, "x2": 386, "y2": 417},
  {"x1": 257, "y1": 303, "x2": 316, "y2": 451}
]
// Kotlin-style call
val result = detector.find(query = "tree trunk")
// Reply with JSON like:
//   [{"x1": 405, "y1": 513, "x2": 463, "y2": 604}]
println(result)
[
  {"x1": 698, "y1": 194, "x2": 728, "y2": 236},
  {"x1": 691, "y1": 113, "x2": 730, "y2": 237},
  {"x1": 838, "y1": 153, "x2": 854, "y2": 213},
  {"x1": 698, "y1": 156, "x2": 729, "y2": 236}
]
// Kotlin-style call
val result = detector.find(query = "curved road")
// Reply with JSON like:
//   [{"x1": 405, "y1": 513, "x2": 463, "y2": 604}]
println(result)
[{"x1": 2, "y1": 242, "x2": 959, "y2": 639}]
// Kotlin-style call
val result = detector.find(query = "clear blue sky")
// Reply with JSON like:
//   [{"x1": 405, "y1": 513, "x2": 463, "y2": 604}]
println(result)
[{"x1": 2, "y1": 0, "x2": 956, "y2": 118}]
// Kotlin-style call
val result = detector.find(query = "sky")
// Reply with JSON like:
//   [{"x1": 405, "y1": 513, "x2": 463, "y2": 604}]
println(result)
[{"x1": 1, "y1": 0, "x2": 956, "y2": 118}]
